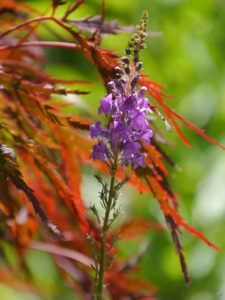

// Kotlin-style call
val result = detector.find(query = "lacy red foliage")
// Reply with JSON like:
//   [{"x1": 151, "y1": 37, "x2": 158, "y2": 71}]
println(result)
[{"x1": 0, "y1": 0, "x2": 223, "y2": 298}]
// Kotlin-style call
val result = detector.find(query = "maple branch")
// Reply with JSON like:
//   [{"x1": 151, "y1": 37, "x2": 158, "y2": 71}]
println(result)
[
  {"x1": 0, "y1": 16, "x2": 79, "y2": 42},
  {"x1": 101, "y1": 0, "x2": 106, "y2": 22},
  {"x1": 63, "y1": 0, "x2": 84, "y2": 21},
  {"x1": 0, "y1": 16, "x2": 52, "y2": 39},
  {"x1": 0, "y1": 41, "x2": 81, "y2": 52},
  {"x1": 0, "y1": 15, "x2": 84, "y2": 62}
]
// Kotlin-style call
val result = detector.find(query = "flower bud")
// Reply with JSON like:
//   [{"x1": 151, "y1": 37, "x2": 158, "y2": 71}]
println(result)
[
  {"x1": 139, "y1": 86, "x2": 147, "y2": 95},
  {"x1": 121, "y1": 56, "x2": 130, "y2": 64},
  {"x1": 131, "y1": 75, "x2": 139, "y2": 88},
  {"x1": 114, "y1": 78, "x2": 122, "y2": 88},
  {"x1": 125, "y1": 48, "x2": 132, "y2": 55},
  {"x1": 107, "y1": 81, "x2": 115, "y2": 91},
  {"x1": 115, "y1": 66, "x2": 122, "y2": 74},
  {"x1": 133, "y1": 56, "x2": 139, "y2": 64},
  {"x1": 135, "y1": 62, "x2": 143, "y2": 72},
  {"x1": 124, "y1": 67, "x2": 130, "y2": 75},
  {"x1": 128, "y1": 42, "x2": 133, "y2": 48},
  {"x1": 136, "y1": 25, "x2": 141, "y2": 31}
]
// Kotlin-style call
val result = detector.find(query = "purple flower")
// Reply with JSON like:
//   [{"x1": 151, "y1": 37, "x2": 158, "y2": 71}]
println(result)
[
  {"x1": 134, "y1": 129, "x2": 153, "y2": 146},
  {"x1": 90, "y1": 140, "x2": 108, "y2": 162},
  {"x1": 121, "y1": 95, "x2": 136, "y2": 112},
  {"x1": 138, "y1": 97, "x2": 150, "y2": 111},
  {"x1": 123, "y1": 141, "x2": 141, "y2": 159},
  {"x1": 122, "y1": 153, "x2": 146, "y2": 169},
  {"x1": 110, "y1": 122, "x2": 131, "y2": 145},
  {"x1": 133, "y1": 153, "x2": 146, "y2": 169},
  {"x1": 98, "y1": 94, "x2": 113, "y2": 114},
  {"x1": 132, "y1": 112, "x2": 148, "y2": 131},
  {"x1": 90, "y1": 121, "x2": 107, "y2": 139}
]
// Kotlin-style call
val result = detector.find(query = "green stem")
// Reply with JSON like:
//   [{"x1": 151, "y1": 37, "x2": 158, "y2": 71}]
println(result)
[{"x1": 96, "y1": 147, "x2": 119, "y2": 300}]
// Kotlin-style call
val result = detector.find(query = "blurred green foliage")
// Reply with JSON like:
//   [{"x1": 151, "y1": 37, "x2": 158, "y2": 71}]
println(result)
[{"x1": 2, "y1": 0, "x2": 225, "y2": 299}]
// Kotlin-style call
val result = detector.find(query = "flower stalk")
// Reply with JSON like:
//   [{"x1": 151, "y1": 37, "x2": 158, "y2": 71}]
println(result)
[
  {"x1": 89, "y1": 11, "x2": 150, "y2": 299},
  {"x1": 96, "y1": 145, "x2": 119, "y2": 300}
]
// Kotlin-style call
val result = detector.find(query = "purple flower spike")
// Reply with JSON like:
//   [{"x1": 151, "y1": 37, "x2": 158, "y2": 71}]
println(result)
[{"x1": 90, "y1": 60, "x2": 153, "y2": 170}]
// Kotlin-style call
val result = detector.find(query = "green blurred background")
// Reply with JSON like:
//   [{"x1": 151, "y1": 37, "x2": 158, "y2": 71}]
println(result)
[{"x1": 2, "y1": 0, "x2": 225, "y2": 299}]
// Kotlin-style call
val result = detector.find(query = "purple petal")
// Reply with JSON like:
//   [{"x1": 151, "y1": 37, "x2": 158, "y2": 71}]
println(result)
[
  {"x1": 89, "y1": 121, "x2": 102, "y2": 138},
  {"x1": 132, "y1": 112, "x2": 148, "y2": 131},
  {"x1": 98, "y1": 94, "x2": 113, "y2": 114},
  {"x1": 110, "y1": 122, "x2": 131, "y2": 144},
  {"x1": 138, "y1": 97, "x2": 150, "y2": 111},
  {"x1": 90, "y1": 140, "x2": 107, "y2": 162},
  {"x1": 134, "y1": 129, "x2": 153, "y2": 146},
  {"x1": 133, "y1": 153, "x2": 146, "y2": 169},
  {"x1": 121, "y1": 95, "x2": 136, "y2": 112},
  {"x1": 123, "y1": 141, "x2": 141, "y2": 159}
]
